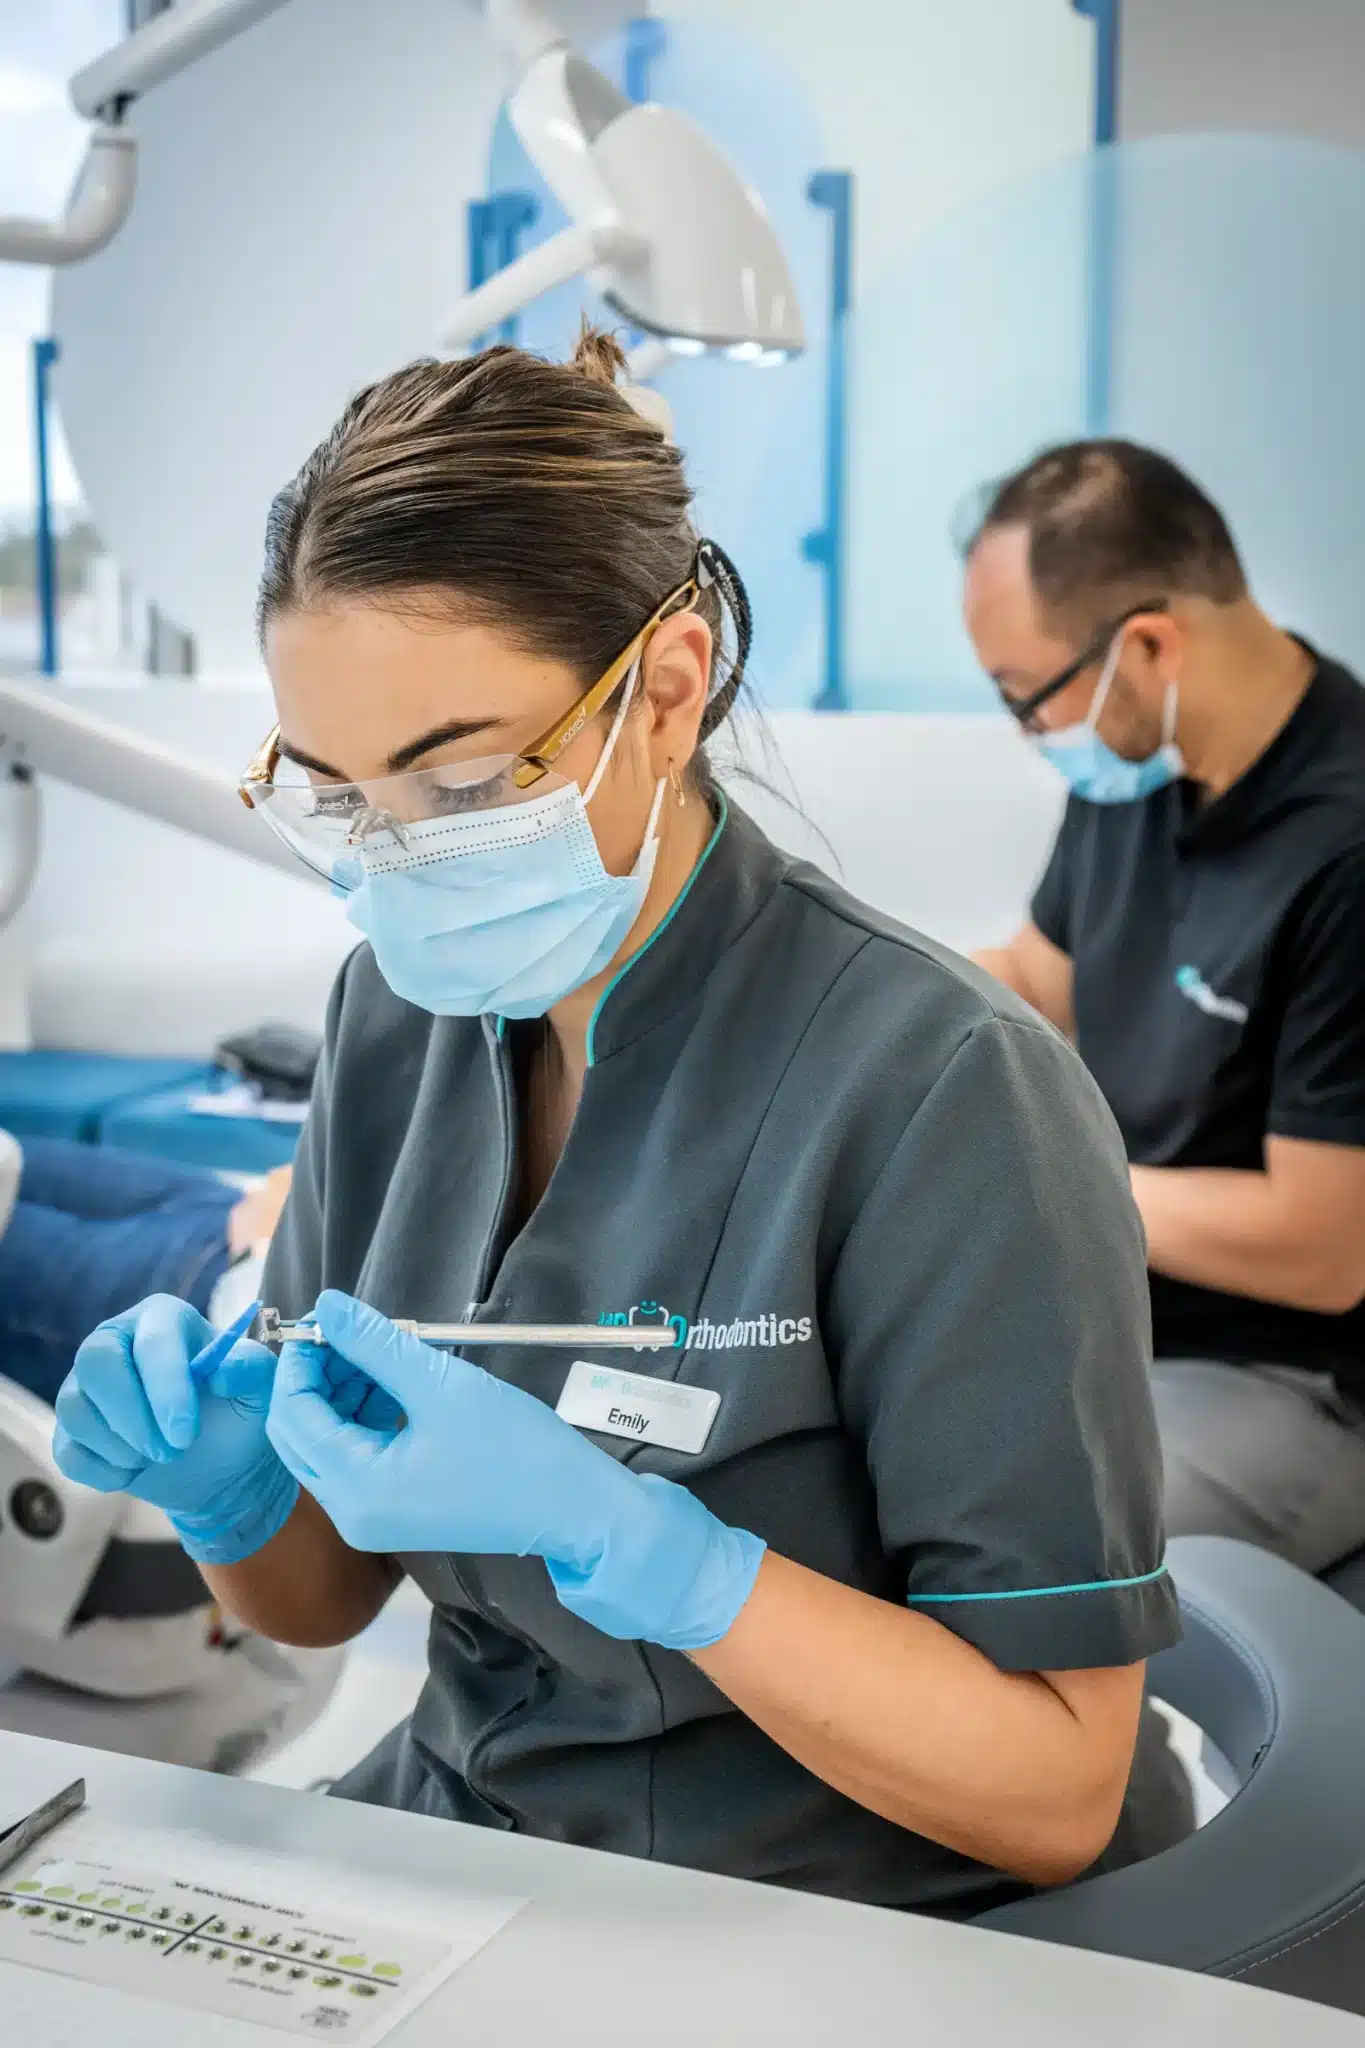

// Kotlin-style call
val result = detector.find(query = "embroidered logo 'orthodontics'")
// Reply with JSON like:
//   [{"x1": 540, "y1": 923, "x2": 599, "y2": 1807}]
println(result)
[{"x1": 597, "y1": 1301, "x2": 814, "y2": 1352}]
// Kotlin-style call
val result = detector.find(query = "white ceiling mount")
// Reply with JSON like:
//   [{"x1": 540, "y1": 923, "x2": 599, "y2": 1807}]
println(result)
[
  {"x1": 70, "y1": 0, "x2": 297, "y2": 119},
  {"x1": 0, "y1": 126, "x2": 137, "y2": 267},
  {"x1": 0, "y1": 0, "x2": 295, "y2": 269}
]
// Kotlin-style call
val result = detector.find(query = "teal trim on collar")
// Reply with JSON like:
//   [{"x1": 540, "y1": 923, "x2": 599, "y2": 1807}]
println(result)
[
  {"x1": 909, "y1": 1563, "x2": 1168, "y2": 1605},
  {"x1": 585, "y1": 795, "x2": 729, "y2": 1069}
]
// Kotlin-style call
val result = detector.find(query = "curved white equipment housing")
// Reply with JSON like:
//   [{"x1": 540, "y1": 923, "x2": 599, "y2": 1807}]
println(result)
[
  {"x1": 0, "y1": 127, "x2": 137, "y2": 268},
  {"x1": 52, "y1": 0, "x2": 639, "y2": 667},
  {"x1": 0, "y1": 1375, "x2": 121, "y2": 1646},
  {"x1": 596, "y1": 102, "x2": 804, "y2": 355}
]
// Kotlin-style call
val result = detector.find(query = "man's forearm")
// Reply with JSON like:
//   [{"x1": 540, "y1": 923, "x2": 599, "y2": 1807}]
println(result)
[
  {"x1": 199, "y1": 1489, "x2": 400, "y2": 1646},
  {"x1": 1132, "y1": 1161, "x2": 1362, "y2": 1313}
]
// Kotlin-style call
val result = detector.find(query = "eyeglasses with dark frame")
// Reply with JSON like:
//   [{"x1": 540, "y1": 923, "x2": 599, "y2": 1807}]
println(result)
[{"x1": 999, "y1": 599, "x2": 1168, "y2": 735}]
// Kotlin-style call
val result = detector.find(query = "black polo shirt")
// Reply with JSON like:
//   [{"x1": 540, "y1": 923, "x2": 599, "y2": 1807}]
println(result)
[{"x1": 1032, "y1": 652, "x2": 1365, "y2": 1395}]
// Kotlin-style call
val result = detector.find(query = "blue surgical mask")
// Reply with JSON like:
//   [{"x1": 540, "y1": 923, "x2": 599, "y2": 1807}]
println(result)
[
  {"x1": 344, "y1": 661, "x2": 666, "y2": 1019},
  {"x1": 1039, "y1": 632, "x2": 1184, "y2": 804}
]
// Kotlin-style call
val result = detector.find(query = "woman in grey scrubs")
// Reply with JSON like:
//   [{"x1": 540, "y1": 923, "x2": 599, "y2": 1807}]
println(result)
[{"x1": 54, "y1": 334, "x2": 1182, "y2": 1916}]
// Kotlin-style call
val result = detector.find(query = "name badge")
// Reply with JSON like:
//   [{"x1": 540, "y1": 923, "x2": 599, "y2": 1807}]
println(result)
[{"x1": 556, "y1": 1361, "x2": 720, "y2": 1454}]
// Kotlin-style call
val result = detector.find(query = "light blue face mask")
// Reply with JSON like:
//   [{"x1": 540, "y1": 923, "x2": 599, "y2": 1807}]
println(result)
[
  {"x1": 344, "y1": 661, "x2": 666, "y2": 1019},
  {"x1": 1039, "y1": 631, "x2": 1185, "y2": 804}
]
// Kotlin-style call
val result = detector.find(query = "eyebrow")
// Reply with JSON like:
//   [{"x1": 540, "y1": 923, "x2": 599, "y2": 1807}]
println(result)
[{"x1": 277, "y1": 715, "x2": 511, "y2": 782}]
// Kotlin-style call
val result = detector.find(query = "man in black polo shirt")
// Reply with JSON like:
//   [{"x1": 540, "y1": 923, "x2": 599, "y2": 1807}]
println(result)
[{"x1": 964, "y1": 439, "x2": 1365, "y2": 1572}]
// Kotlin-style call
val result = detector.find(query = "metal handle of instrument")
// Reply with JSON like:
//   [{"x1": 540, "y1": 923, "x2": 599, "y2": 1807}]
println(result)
[{"x1": 256, "y1": 1310, "x2": 678, "y2": 1351}]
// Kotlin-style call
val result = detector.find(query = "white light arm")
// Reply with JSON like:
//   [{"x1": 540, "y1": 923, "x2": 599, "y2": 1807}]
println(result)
[
  {"x1": 438, "y1": 217, "x2": 646, "y2": 352},
  {"x1": 0, "y1": 678, "x2": 323, "y2": 887},
  {"x1": 70, "y1": 0, "x2": 296, "y2": 118},
  {"x1": 0, "y1": 128, "x2": 137, "y2": 267},
  {"x1": 486, "y1": 0, "x2": 566, "y2": 70}
]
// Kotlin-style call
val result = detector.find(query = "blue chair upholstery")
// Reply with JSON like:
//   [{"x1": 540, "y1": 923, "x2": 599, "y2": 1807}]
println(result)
[
  {"x1": 0, "y1": 1051, "x2": 213, "y2": 1142},
  {"x1": 978, "y1": 1536, "x2": 1365, "y2": 2014},
  {"x1": 100, "y1": 1081, "x2": 301, "y2": 1173}
]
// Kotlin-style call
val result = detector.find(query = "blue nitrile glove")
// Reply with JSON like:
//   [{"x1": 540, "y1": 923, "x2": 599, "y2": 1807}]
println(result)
[
  {"x1": 52, "y1": 1293, "x2": 300, "y2": 1566},
  {"x1": 266, "y1": 1291, "x2": 766, "y2": 1651}
]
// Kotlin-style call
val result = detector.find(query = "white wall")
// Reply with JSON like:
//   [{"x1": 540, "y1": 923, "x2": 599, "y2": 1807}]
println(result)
[
  {"x1": 1120, "y1": 0, "x2": 1365, "y2": 148},
  {"x1": 665, "y1": 0, "x2": 1093, "y2": 293},
  {"x1": 22, "y1": 685, "x2": 1061, "y2": 1057}
]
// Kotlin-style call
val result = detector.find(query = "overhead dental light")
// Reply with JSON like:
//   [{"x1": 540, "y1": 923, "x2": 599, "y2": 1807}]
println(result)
[
  {"x1": 439, "y1": 0, "x2": 805, "y2": 361},
  {"x1": 0, "y1": 0, "x2": 805, "y2": 372}
]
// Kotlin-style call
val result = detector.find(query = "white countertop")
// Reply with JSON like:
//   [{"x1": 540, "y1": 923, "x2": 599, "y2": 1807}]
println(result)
[{"x1": 1, "y1": 1728, "x2": 1358, "y2": 2046}]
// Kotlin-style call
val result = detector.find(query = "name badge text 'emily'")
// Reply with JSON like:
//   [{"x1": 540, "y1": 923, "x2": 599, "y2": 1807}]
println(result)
[{"x1": 555, "y1": 1362, "x2": 720, "y2": 1453}]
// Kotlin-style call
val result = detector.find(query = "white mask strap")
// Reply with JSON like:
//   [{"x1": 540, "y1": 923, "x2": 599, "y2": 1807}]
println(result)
[
  {"x1": 1161, "y1": 680, "x2": 1179, "y2": 748},
  {"x1": 643, "y1": 774, "x2": 667, "y2": 846},
  {"x1": 1086, "y1": 629, "x2": 1125, "y2": 734},
  {"x1": 584, "y1": 655, "x2": 642, "y2": 805}
]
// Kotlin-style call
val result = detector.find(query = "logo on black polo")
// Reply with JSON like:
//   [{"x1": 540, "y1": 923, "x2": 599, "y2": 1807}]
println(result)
[{"x1": 1175, "y1": 964, "x2": 1249, "y2": 1025}]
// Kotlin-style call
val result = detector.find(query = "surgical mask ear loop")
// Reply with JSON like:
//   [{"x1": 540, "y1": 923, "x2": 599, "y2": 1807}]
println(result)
[
  {"x1": 1161, "y1": 679, "x2": 1180, "y2": 749},
  {"x1": 581, "y1": 650, "x2": 667, "y2": 859},
  {"x1": 1085, "y1": 630, "x2": 1126, "y2": 735},
  {"x1": 584, "y1": 654, "x2": 642, "y2": 804}
]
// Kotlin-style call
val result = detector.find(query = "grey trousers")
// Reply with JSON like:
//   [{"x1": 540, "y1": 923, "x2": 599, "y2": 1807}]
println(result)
[{"x1": 1153, "y1": 1359, "x2": 1365, "y2": 1573}]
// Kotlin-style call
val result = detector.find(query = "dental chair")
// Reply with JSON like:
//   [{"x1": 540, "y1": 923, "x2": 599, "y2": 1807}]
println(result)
[
  {"x1": 0, "y1": 1371, "x2": 342, "y2": 1774},
  {"x1": 981, "y1": 1536, "x2": 1365, "y2": 2016},
  {"x1": 1323, "y1": 1543, "x2": 1365, "y2": 1613}
]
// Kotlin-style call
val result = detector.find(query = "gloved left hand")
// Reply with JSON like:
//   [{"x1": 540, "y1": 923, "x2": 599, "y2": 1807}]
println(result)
[{"x1": 265, "y1": 1291, "x2": 766, "y2": 1651}]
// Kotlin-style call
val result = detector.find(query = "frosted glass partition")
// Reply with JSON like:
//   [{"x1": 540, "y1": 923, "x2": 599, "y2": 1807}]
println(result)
[
  {"x1": 836, "y1": 131, "x2": 1365, "y2": 712},
  {"x1": 1107, "y1": 134, "x2": 1365, "y2": 674}
]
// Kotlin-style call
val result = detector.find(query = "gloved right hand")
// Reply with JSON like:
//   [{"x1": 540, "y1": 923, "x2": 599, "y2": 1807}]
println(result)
[{"x1": 52, "y1": 1294, "x2": 299, "y2": 1566}]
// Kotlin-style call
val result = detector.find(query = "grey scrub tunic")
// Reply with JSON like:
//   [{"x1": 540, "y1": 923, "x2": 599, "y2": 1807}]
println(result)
[{"x1": 264, "y1": 800, "x2": 1179, "y2": 1914}]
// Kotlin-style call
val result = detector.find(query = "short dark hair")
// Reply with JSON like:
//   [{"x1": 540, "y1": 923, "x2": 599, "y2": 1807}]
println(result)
[{"x1": 967, "y1": 439, "x2": 1247, "y2": 635}]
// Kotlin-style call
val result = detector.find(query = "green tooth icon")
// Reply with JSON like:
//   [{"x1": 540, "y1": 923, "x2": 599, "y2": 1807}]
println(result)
[{"x1": 372, "y1": 1962, "x2": 402, "y2": 1978}]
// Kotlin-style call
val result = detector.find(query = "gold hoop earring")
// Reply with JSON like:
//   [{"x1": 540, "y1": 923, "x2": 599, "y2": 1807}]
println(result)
[{"x1": 669, "y1": 764, "x2": 686, "y2": 808}]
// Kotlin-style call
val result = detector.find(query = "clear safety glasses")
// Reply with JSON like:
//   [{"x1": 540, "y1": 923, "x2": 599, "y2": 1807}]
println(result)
[{"x1": 239, "y1": 571, "x2": 700, "y2": 890}]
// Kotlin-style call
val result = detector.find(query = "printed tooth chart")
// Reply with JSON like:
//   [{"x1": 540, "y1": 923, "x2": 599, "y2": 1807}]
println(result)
[{"x1": 0, "y1": 1825, "x2": 523, "y2": 2044}]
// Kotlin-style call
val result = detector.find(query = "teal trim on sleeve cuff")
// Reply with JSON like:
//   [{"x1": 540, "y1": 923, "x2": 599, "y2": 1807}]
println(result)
[
  {"x1": 909, "y1": 1563, "x2": 1169, "y2": 1605},
  {"x1": 585, "y1": 794, "x2": 729, "y2": 1067}
]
